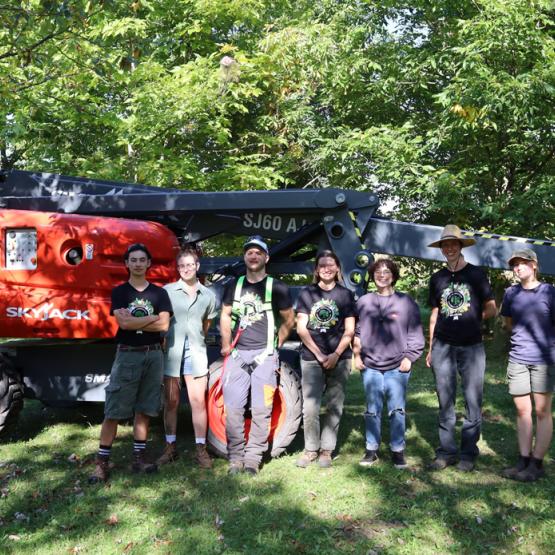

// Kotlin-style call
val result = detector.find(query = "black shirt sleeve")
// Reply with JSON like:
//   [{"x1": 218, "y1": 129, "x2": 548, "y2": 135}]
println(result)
[
  {"x1": 222, "y1": 279, "x2": 237, "y2": 307},
  {"x1": 273, "y1": 279, "x2": 293, "y2": 311},
  {"x1": 342, "y1": 288, "x2": 357, "y2": 318},
  {"x1": 296, "y1": 287, "x2": 311, "y2": 315},
  {"x1": 110, "y1": 284, "x2": 127, "y2": 314},
  {"x1": 158, "y1": 287, "x2": 173, "y2": 316}
]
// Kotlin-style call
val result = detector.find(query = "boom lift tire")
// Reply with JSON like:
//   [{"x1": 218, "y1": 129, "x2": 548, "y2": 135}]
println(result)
[
  {"x1": 0, "y1": 355, "x2": 24, "y2": 436},
  {"x1": 206, "y1": 357, "x2": 302, "y2": 459}
]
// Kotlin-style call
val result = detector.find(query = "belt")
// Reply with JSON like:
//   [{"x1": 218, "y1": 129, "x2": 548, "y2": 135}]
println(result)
[{"x1": 117, "y1": 344, "x2": 162, "y2": 352}]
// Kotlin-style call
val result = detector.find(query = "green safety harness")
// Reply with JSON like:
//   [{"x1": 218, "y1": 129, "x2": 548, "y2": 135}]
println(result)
[
  {"x1": 219, "y1": 275, "x2": 277, "y2": 391},
  {"x1": 232, "y1": 275, "x2": 276, "y2": 372}
]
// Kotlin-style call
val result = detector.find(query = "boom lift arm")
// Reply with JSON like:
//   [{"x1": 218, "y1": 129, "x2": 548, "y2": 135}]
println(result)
[{"x1": 2, "y1": 170, "x2": 554, "y2": 286}]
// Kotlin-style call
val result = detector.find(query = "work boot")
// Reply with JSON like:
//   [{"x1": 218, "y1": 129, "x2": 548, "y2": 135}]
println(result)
[
  {"x1": 228, "y1": 461, "x2": 244, "y2": 475},
  {"x1": 88, "y1": 457, "x2": 110, "y2": 484},
  {"x1": 296, "y1": 450, "x2": 319, "y2": 468},
  {"x1": 194, "y1": 444, "x2": 213, "y2": 469},
  {"x1": 318, "y1": 450, "x2": 333, "y2": 468},
  {"x1": 132, "y1": 451, "x2": 158, "y2": 474},
  {"x1": 428, "y1": 457, "x2": 457, "y2": 471},
  {"x1": 244, "y1": 465, "x2": 258, "y2": 476},
  {"x1": 156, "y1": 442, "x2": 179, "y2": 466},
  {"x1": 514, "y1": 458, "x2": 545, "y2": 482},
  {"x1": 502, "y1": 455, "x2": 530, "y2": 479},
  {"x1": 456, "y1": 459, "x2": 475, "y2": 472}
]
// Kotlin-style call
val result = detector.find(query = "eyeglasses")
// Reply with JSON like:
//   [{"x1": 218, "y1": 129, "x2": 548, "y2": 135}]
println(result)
[
  {"x1": 374, "y1": 270, "x2": 392, "y2": 276},
  {"x1": 177, "y1": 263, "x2": 197, "y2": 269}
]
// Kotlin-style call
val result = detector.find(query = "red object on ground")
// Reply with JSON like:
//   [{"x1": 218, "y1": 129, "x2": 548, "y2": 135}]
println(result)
[{"x1": 207, "y1": 375, "x2": 287, "y2": 447}]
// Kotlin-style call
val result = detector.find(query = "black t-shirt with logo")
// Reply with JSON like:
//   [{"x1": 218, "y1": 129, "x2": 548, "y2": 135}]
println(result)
[
  {"x1": 296, "y1": 283, "x2": 356, "y2": 361},
  {"x1": 111, "y1": 282, "x2": 173, "y2": 346},
  {"x1": 222, "y1": 276, "x2": 292, "y2": 350},
  {"x1": 428, "y1": 263, "x2": 494, "y2": 346}
]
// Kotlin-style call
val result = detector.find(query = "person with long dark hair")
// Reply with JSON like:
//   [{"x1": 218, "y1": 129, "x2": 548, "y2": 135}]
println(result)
[
  {"x1": 296, "y1": 250, "x2": 356, "y2": 468},
  {"x1": 354, "y1": 258, "x2": 424, "y2": 468}
]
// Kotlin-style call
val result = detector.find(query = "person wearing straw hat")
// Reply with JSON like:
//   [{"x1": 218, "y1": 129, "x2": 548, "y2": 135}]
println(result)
[
  {"x1": 426, "y1": 225, "x2": 497, "y2": 472},
  {"x1": 500, "y1": 249, "x2": 555, "y2": 482}
]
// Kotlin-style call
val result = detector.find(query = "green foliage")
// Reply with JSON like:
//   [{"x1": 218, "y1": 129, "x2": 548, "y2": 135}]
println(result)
[{"x1": 1, "y1": 0, "x2": 553, "y2": 238}]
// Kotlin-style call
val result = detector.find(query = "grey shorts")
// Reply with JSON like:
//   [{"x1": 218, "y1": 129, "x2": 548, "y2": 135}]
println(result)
[
  {"x1": 507, "y1": 361, "x2": 555, "y2": 396},
  {"x1": 104, "y1": 348, "x2": 164, "y2": 419}
]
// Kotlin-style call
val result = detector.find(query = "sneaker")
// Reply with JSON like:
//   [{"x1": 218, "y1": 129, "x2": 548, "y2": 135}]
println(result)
[
  {"x1": 428, "y1": 457, "x2": 457, "y2": 471},
  {"x1": 228, "y1": 461, "x2": 244, "y2": 475},
  {"x1": 502, "y1": 455, "x2": 530, "y2": 479},
  {"x1": 88, "y1": 457, "x2": 110, "y2": 484},
  {"x1": 132, "y1": 451, "x2": 158, "y2": 474},
  {"x1": 391, "y1": 450, "x2": 408, "y2": 469},
  {"x1": 195, "y1": 444, "x2": 213, "y2": 469},
  {"x1": 318, "y1": 450, "x2": 333, "y2": 468},
  {"x1": 359, "y1": 450, "x2": 379, "y2": 467},
  {"x1": 156, "y1": 442, "x2": 179, "y2": 466},
  {"x1": 456, "y1": 459, "x2": 475, "y2": 472},
  {"x1": 296, "y1": 450, "x2": 319, "y2": 468},
  {"x1": 514, "y1": 461, "x2": 545, "y2": 482}
]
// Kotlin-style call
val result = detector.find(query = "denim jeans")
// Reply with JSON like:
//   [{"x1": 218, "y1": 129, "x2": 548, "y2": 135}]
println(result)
[
  {"x1": 301, "y1": 358, "x2": 350, "y2": 452},
  {"x1": 431, "y1": 338, "x2": 486, "y2": 461},
  {"x1": 361, "y1": 367, "x2": 410, "y2": 452}
]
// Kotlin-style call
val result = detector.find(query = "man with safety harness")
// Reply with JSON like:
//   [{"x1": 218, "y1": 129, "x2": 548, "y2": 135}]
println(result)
[{"x1": 220, "y1": 235, "x2": 295, "y2": 475}]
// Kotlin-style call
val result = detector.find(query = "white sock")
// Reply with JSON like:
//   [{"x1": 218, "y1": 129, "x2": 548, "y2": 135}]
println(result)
[
  {"x1": 166, "y1": 435, "x2": 177, "y2": 444},
  {"x1": 195, "y1": 437, "x2": 206, "y2": 445}
]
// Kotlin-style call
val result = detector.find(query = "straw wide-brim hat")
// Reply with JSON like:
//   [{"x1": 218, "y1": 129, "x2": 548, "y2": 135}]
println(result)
[{"x1": 428, "y1": 224, "x2": 476, "y2": 248}]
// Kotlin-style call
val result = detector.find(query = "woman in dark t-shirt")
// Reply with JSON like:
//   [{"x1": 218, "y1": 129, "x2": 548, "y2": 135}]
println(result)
[
  {"x1": 501, "y1": 249, "x2": 555, "y2": 482},
  {"x1": 295, "y1": 250, "x2": 355, "y2": 468}
]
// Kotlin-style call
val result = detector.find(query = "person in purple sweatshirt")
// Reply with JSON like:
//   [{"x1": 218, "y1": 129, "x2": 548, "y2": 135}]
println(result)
[
  {"x1": 500, "y1": 249, "x2": 555, "y2": 482},
  {"x1": 353, "y1": 258, "x2": 425, "y2": 469}
]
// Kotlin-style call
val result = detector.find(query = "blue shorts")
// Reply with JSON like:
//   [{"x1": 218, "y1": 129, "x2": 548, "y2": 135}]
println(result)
[{"x1": 181, "y1": 338, "x2": 193, "y2": 376}]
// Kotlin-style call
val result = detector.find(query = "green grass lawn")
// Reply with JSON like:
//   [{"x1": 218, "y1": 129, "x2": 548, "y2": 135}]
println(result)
[{"x1": 1, "y1": 332, "x2": 554, "y2": 554}]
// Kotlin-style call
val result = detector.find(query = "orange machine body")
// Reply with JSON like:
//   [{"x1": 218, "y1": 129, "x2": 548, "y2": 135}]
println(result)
[{"x1": 0, "y1": 209, "x2": 179, "y2": 339}]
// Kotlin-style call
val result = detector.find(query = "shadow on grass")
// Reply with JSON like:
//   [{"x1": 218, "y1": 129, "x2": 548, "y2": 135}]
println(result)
[{"x1": 1, "y1": 333, "x2": 555, "y2": 553}]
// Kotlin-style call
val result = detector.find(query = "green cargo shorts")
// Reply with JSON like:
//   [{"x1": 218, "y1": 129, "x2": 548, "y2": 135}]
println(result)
[{"x1": 104, "y1": 348, "x2": 164, "y2": 419}]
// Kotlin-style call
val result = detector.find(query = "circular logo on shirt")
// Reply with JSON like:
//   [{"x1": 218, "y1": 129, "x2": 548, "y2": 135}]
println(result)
[
  {"x1": 309, "y1": 299, "x2": 339, "y2": 332},
  {"x1": 237, "y1": 292, "x2": 265, "y2": 328},
  {"x1": 441, "y1": 283, "x2": 471, "y2": 320},
  {"x1": 128, "y1": 298, "x2": 154, "y2": 317}
]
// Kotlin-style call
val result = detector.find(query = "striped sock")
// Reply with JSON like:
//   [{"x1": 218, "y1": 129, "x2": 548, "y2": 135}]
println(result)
[
  {"x1": 98, "y1": 444, "x2": 111, "y2": 461},
  {"x1": 133, "y1": 440, "x2": 146, "y2": 455}
]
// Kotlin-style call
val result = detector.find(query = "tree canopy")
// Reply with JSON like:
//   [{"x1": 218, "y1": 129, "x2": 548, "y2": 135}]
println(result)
[{"x1": 1, "y1": 0, "x2": 553, "y2": 238}]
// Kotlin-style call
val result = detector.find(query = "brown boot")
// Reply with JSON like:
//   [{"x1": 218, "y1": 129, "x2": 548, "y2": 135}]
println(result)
[
  {"x1": 157, "y1": 442, "x2": 179, "y2": 465},
  {"x1": 319, "y1": 450, "x2": 333, "y2": 468},
  {"x1": 296, "y1": 450, "x2": 319, "y2": 468},
  {"x1": 194, "y1": 444, "x2": 213, "y2": 469},
  {"x1": 88, "y1": 457, "x2": 110, "y2": 484},
  {"x1": 132, "y1": 450, "x2": 158, "y2": 474}
]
